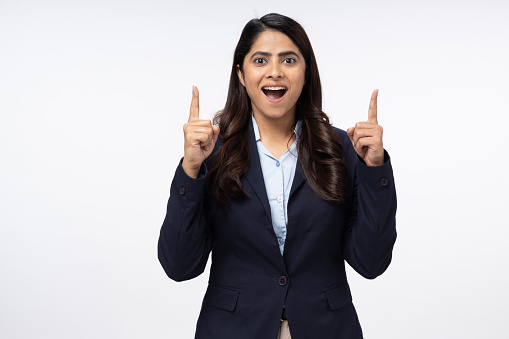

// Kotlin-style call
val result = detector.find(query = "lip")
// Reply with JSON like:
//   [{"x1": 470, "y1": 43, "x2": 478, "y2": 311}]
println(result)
[{"x1": 261, "y1": 83, "x2": 288, "y2": 103}]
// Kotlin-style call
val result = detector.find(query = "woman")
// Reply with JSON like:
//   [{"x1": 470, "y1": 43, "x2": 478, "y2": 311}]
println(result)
[{"x1": 158, "y1": 13, "x2": 396, "y2": 339}]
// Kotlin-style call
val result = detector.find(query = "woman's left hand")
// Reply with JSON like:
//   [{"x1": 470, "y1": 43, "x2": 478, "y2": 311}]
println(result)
[{"x1": 346, "y1": 89, "x2": 384, "y2": 167}]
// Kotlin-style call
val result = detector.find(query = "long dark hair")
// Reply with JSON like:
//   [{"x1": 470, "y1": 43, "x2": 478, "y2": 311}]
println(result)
[{"x1": 208, "y1": 13, "x2": 348, "y2": 209}]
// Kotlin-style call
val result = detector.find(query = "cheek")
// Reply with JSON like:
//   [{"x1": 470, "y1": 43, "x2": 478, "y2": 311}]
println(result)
[
  {"x1": 290, "y1": 68, "x2": 306, "y2": 86},
  {"x1": 244, "y1": 81, "x2": 258, "y2": 96},
  {"x1": 298, "y1": 71, "x2": 307, "y2": 87},
  {"x1": 292, "y1": 74, "x2": 306, "y2": 95},
  {"x1": 244, "y1": 73, "x2": 261, "y2": 92}
]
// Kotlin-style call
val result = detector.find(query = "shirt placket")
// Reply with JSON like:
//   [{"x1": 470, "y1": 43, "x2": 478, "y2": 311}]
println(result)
[{"x1": 276, "y1": 158, "x2": 286, "y2": 252}]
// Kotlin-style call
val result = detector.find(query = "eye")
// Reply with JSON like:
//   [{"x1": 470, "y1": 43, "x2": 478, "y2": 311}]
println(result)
[
  {"x1": 254, "y1": 58, "x2": 267, "y2": 64},
  {"x1": 283, "y1": 58, "x2": 296, "y2": 64}
]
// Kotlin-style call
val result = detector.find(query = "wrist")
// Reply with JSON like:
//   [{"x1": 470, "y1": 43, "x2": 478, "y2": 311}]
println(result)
[{"x1": 182, "y1": 158, "x2": 201, "y2": 179}]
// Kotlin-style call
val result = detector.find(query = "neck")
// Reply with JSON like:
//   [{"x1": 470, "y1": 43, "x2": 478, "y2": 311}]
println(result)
[{"x1": 252, "y1": 111, "x2": 296, "y2": 144}]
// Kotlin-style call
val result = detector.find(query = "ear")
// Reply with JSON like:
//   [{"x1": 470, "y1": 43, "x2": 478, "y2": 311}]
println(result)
[{"x1": 236, "y1": 64, "x2": 245, "y2": 87}]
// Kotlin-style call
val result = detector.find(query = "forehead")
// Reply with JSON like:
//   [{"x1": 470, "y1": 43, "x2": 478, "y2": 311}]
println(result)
[{"x1": 248, "y1": 30, "x2": 302, "y2": 55}]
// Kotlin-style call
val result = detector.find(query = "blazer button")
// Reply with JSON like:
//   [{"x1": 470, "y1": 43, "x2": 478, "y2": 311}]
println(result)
[
  {"x1": 380, "y1": 178, "x2": 388, "y2": 186},
  {"x1": 278, "y1": 276, "x2": 288, "y2": 286},
  {"x1": 179, "y1": 187, "x2": 186, "y2": 195}
]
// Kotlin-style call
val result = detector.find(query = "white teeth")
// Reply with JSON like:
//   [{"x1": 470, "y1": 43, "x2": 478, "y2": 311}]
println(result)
[{"x1": 263, "y1": 86, "x2": 286, "y2": 90}]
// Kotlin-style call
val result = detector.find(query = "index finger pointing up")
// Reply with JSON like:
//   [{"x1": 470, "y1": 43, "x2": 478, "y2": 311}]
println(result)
[
  {"x1": 368, "y1": 89, "x2": 378, "y2": 123},
  {"x1": 189, "y1": 85, "x2": 200, "y2": 122}
]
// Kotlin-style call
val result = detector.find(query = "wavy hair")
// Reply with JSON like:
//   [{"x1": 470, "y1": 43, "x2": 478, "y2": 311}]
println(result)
[{"x1": 207, "y1": 13, "x2": 348, "y2": 210}]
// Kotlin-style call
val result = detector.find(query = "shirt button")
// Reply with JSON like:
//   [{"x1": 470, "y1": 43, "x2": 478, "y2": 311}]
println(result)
[
  {"x1": 179, "y1": 187, "x2": 186, "y2": 195},
  {"x1": 380, "y1": 178, "x2": 389, "y2": 186},
  {"x1": 277, "y1": 196, "x2": 283, "y2": 203},
  {"x1": 278, "y1": 276, "x2": 288, "y2": 286},
  {"x1": 278, "y1": 238, "x2": 285, "y2": 246},
  {"x1": 276, "y1": 161, "x2": 280, "y2": 167}
]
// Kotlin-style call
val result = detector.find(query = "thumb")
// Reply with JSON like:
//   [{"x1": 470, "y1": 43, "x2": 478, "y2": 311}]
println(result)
[
  {"x1": 346, "y1": 127, "x2": 355, "y2": 144},
  {"x1": 212, "y1": 125, "x2": 220, "y2": 143},
  {"x1": 204, "y1": 125, "x2": 220, "y2": 154},
  {"x1": 212, "y1": 125, "x2": 219, "y2": 147}
]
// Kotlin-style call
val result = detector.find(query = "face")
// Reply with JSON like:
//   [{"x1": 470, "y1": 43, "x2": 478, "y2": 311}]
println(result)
[{"x1": 237, "y1": 30, "x2": 306, "y2": 123}]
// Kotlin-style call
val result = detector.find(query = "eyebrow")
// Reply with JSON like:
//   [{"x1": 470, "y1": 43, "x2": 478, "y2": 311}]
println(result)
[{"x1": 250, "y1": 51, "x2": 300, "y2": 60}]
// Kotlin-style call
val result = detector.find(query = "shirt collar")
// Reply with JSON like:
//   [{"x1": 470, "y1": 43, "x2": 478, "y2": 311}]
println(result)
[{"x1": 251, "y1": 114, "x2": 302, "y2": 143}]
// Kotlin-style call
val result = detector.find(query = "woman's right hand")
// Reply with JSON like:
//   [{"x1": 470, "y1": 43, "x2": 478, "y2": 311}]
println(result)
[{"x1": 182, "y1": 86, "x2": 220, "y2": 179}]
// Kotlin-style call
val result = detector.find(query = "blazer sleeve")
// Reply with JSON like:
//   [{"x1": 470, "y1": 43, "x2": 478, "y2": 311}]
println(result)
[
  {"x1": 342, "y1": 135, "x2": 397, "y2": 280},
  {"x1": 157, "y1": 159, "x2": 213, "y2": 282}
]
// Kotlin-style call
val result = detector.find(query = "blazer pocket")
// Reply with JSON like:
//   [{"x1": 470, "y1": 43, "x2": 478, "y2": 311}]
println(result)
[
  {"x1": 204, "y1": 284, "x2": 239, "y2": 312},
  {"x1": 325, "y1": 283, "x2": 353, "y2": 311}
]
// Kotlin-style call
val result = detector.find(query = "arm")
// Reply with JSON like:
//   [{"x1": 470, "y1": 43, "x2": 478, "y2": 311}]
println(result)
[
  {"x1": 158, "y1": 86, "x2": 219, "y2": 282},
  {"x1": 158, "y1": 160, "x2": 213, "y2": 282},
  {"x1": 343, "y1": 150, "x2": 397, "y2": 279},
  {"x1": 342, "y1": 89, "x2": 397, "y2": 279}
]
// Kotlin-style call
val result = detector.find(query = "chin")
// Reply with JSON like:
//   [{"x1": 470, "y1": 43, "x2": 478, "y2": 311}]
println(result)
[
  {"x1": 253, "y1": 102, "x2": 296, "y2": 119},
  {"x1": 259, "y1": 109, "x2": 292, "y2": 120}
]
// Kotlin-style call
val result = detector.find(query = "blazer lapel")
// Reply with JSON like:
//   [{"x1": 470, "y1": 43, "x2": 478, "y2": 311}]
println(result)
[
  {"x1": 243, "y1": 118, "x2": 308, "y2": 226},
  {"x1": 244, "y1": 119, "x2": 272, "y2": 224},
  {"x1": 289, "y1": 160, "x2": 305, "y2": 199}
]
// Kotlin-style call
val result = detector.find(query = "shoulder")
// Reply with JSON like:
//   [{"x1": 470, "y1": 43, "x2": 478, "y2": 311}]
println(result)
[
  {"x1": 331, "y1": 126, "x2": 354, "y2": 155},
  {"x1": 331, "y1": 126, "x2": 348, "y2": 144},
  {"x1": 331, "y1": 125, "x2": 362, "y2": 173}
]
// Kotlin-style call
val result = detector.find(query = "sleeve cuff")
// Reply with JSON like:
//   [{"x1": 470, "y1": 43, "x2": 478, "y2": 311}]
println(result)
[
  {"x1": 356, "y1": 150, "x2": 394, "y2": 190},
  {"x1": 171, "y1": 158, "x2": 208, "y2": 201},
  {"x1": 356, "y1": 149, "x2": 390, "y2": 167},
  {"x1": 178, "y1": 158, "x2": 208, "y2": 180}
]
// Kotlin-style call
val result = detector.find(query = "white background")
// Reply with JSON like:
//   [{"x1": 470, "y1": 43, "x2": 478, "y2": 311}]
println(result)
[{"x1": 1, "y1": 0, "x2": 508, "y2": 338}]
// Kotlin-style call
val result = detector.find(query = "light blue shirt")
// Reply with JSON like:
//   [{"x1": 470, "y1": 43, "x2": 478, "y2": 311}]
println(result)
[{"x1": 252, "y1": 115, "x2": 301, "y2": 256}]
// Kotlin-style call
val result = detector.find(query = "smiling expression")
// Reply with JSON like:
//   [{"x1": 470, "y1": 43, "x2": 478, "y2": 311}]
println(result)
[{"x1": 237, "y1": 30, "x2": 306, "y2": 123}]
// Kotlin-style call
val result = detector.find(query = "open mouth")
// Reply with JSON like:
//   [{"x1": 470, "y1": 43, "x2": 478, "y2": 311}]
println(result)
[{"x1": 262, "y1": 86, "x2": 287, "y2": 100}]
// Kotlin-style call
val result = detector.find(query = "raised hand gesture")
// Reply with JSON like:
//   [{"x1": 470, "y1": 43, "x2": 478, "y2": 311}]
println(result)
[
  {"x1": 182, "y1": 86, "x2": 220, "y2": 178},
  {"x1": 346, "y1": 89, "x2": 384, "y2": 167}
]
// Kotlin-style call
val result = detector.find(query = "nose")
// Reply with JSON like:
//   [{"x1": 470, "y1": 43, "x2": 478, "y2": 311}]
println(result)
[{"x1": 267, "y1": 62, "x2": 283, "y2": 78}]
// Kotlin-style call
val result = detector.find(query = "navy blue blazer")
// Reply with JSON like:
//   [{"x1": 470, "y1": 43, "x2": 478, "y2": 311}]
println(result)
[{"x1": 158, "y1": 119, "x2": 397, "y2": 339}]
